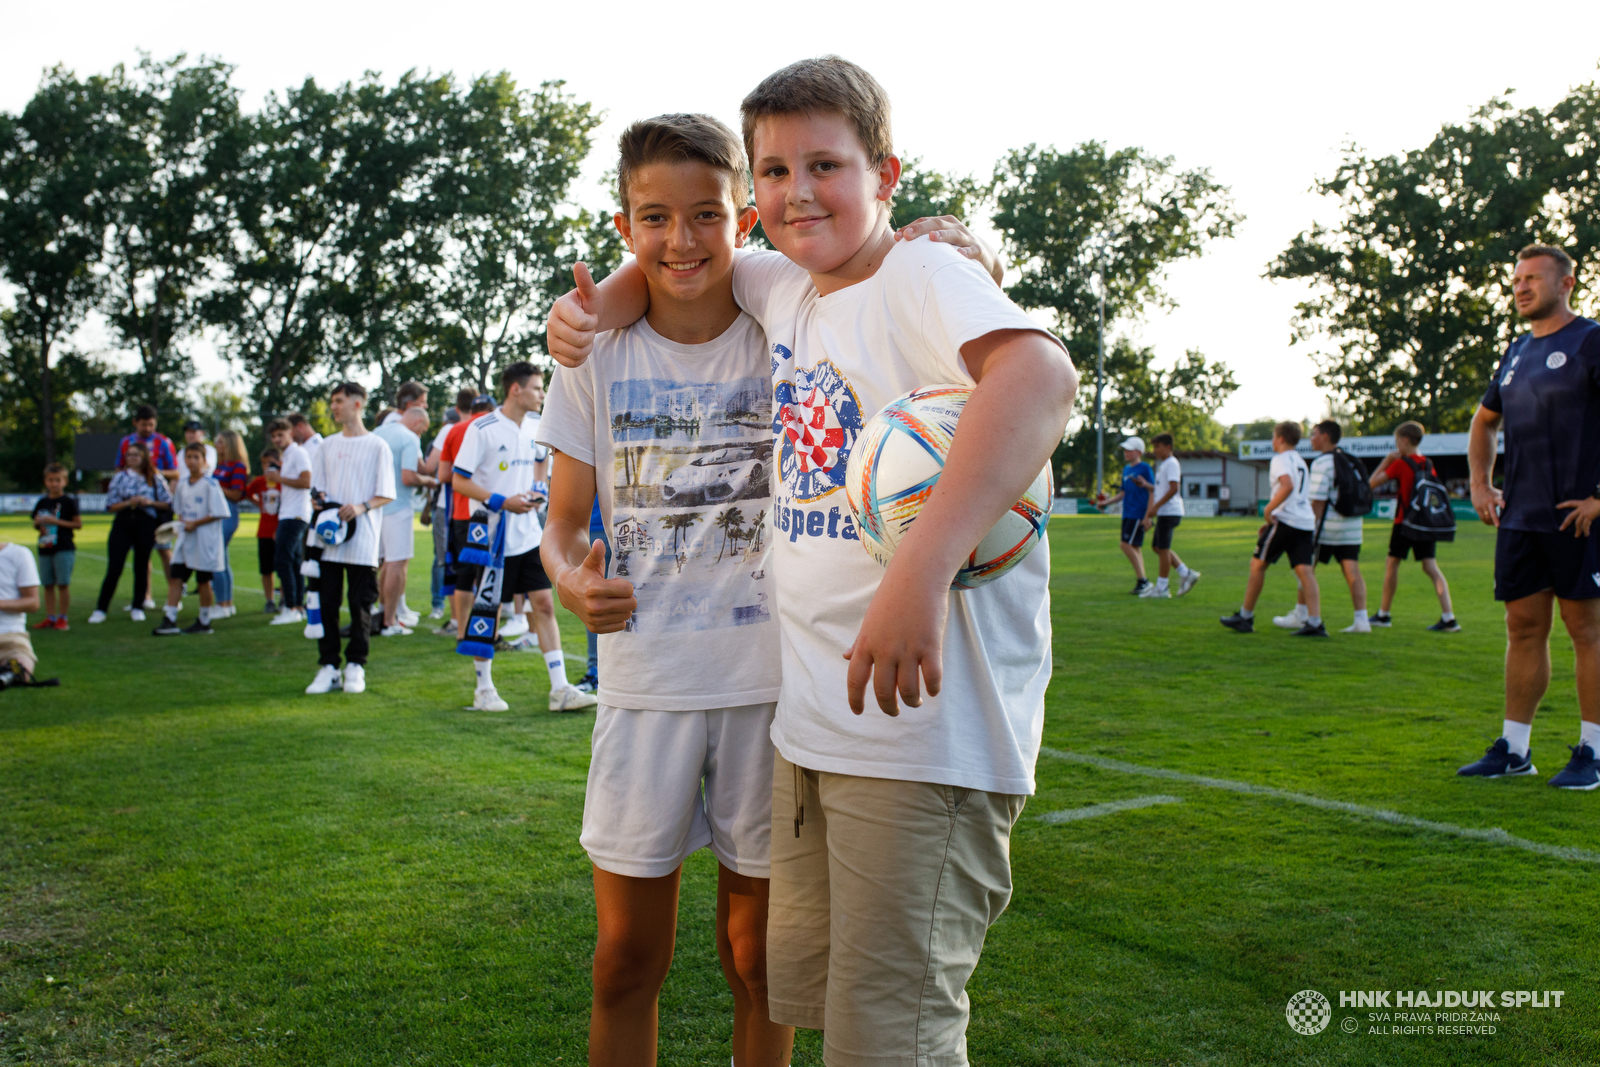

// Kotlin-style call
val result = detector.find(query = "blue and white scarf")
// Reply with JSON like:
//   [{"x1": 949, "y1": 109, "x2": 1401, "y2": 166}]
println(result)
[{"x1": 455, "y1": 503, "x2": 506, "y2": 660}]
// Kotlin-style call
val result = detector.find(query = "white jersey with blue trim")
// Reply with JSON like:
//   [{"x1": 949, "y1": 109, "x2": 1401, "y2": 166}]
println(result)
[{"x1": 453, "y1": 406, "x2": 544, "y2": 555}]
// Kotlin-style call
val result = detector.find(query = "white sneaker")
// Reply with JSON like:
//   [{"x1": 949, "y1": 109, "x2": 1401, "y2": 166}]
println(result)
[
  {"x1": 1272, "y1": 612, "x2": 1306, "y2": 630},
  {"x1": 342, "y1": 663, "x2": 366, "y2": 694},
  {"x1": 1139, "y1": 583, "x2": 1171, "y2": 598},
  {"x1": 1342, "y1": 620, "x2": 1372, "y2": 634},
  {"x1": 427, "y1": 607, "x2": 445, "y2": 621},
  {"x1": 270, "y1": 608, "x2": 304, "y2": 625},
  {"x1": 472, "y1": 686, "x2": 509, "y2": 712},
  {"x1": 305, "y1": 664, "x2": 342, "y2": 694},
  {"x1": 379, "y1": 624, "x2": 413, "y2": 637},
  {"x1": 1177, "y1": 569, "x2": 1202, "y2": 596},
  {"x1": 549, "y1": 685, "x2": 598, "y2": 713},
  {"x1": 508, "y1": 634, "x2": 541, "y2": 652},
  {"x1": 88, "y1": 610, "x2": 107, "y2": 624},
  {"x1": 499, "y1": 615, "x2": 529, "y2": 639},
  {"x1": 142, "y1": 598, "x2": 156, "y2": 610},
  {"x1": 397, "y1": 608, "x2": 420, "y2": 627},
  {"x1": 433, "y1": 622, "x2": 458, "y2": 637},
  {"x1": 130, "y1": 608, "x2": 146, "y2": 622}
]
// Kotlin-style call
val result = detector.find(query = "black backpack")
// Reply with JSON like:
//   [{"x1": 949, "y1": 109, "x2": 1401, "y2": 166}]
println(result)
[
  {"x1": 1330, "y1": 447, "x2": 1373, "y2": 518},
  {"x1": 1398, "y1": 455, "x2": 1456, "y2": 541}
]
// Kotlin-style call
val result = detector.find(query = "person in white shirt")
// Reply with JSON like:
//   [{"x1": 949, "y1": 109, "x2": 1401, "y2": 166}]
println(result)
[
  {"x1": 372, "y1": 407, "x2": 437, "y2": 634},
  {"x1": 154, "y1": 443, "x2": 232, "y2": 636},
  {"x1": 452, "y1": 362, "x2": 591, "y2": 713},
  {"x1": 0, "y1": 541, "x2": 42, "y2": 675},
  {"x1": 1221, "y1": 421, "x2": 1325, "y2": 635},
  {"x1": 1274, "y1": 419, "x2": 1370, "y2": 633},
  {"x1": 303, "y1": 383, "x2": 395, "y2": 696},
  {"x1": 268, "y1": 418, "x2": 314, "y2": 623},
  {"x1": 181, "y1": 421, "x2": 218, "y2": 473},
  {"x1": 1139, "y1": 432, "x2": 1201, "y2": 598},
  {"x1": 288, "y1": 413, "x2": 323, "y2": 464}
]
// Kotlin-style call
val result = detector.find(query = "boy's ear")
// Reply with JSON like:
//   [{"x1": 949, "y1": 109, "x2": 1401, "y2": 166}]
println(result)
[
  {"x1": 735, "y1": 205, "x2": 759, "y2": 248},
  {"x1": 875, "y1": 154, "x2": 902, "y2": 206},
  {"x1": 613, "y1": 211, "x2": 633, "y2": 254}
]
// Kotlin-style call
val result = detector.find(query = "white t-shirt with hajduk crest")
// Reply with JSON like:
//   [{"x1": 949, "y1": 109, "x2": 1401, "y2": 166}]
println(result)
[
  {"x1": 537, "y1": 313, "x2": 780, "y2": 712},
  {"x1": 732, "y1": 238, "x2": 1064, "y2": 796}
]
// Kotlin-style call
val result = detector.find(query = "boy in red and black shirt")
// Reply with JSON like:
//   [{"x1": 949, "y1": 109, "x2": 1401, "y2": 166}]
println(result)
[
  {"x1": 247, "y1": 447, "x2": 282, "y2": 612},
  {"x1": 1369, "y1": 420, "x2": 1458, "y2": 630}
]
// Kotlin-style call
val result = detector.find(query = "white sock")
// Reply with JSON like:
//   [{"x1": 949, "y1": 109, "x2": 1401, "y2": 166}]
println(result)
[
  {"x1": 1353, "y1": 609, "x2": 1368, "y2": 623},
  {"x1": 544, "y1": 650, "x2": 567, "y2": 690},
  {"x1": 475, "y1": 660, "x2": 492, "y2": 689},
  {"x1": 1441, "y1": 611, "x2": 1456, "y2": 622},
  {"x1": 1307, "y1": 615, "x2": 1321, "y2": 628},
  {"x1": 1239, "y1": 607, "x2": 1253, "y2": 619},
  {"x1": 1292, "y1": 603, "x2": 1308, "y2": 622},
  {"x1": 1581, "y1": 720, "x2": 1600, "y2": 755},
  {"x1": 199, "y1": 606, "x2": 212, "y2": 624},
  {"x1": 1177, "y1": 564, "x2": 1192, "y2": 578},
  {"x1": 165, "y1": 605, "x2": 179, "y2": 622},
  {"x1": 398, "y1": 595, "x2": 410, "y2": 615},
  {"x1": 1156, "y1": 576, "x2": 1169, "y2": 592},
  {"x1": 1502, "y1": 719, "x2": 1532, "y2": 758}
]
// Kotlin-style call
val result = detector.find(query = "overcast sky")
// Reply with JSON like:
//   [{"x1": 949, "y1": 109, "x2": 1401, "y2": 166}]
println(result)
[{"x1": 6, "y1": 1, "x2": 1598, "y2": 424}]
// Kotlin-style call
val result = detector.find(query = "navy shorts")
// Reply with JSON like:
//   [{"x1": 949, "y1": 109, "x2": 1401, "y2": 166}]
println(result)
[
  {"x1": 1152, "y1": 515, "x2": 1181, "y2": 550},
  {"x1": 169, "y1": 563, "x2": 213, "y2": 584},
  {"x1": 1495, "y1": 528, "x2": 1600, "y2": 602},
  {"x1": 1120, "y1": 517, "x2": 1146, "y2": 548},
  {"x1": 1388, "y1": 526, "x2": 1437, "y2": 561},
  {"x1": 1317, "y1": 543, "x2": 1361, "y2": 565},
  {"x1": 1255, "y1": 522, "x2": 1314, "y2": 568}
]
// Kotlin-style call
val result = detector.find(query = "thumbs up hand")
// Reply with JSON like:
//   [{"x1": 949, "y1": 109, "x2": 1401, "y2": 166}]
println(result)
[
  {"x1": 547, "y1": 262, "x2": 602, "y2": 368},
  {"x1": 556, "y1": 537, "x2": 636, "y2": 632}
]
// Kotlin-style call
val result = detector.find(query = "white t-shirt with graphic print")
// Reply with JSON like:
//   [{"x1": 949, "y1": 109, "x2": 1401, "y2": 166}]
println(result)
[
  {"x1": 732, "y1": 238, "x2": 1062, "y2": 796},
  {"x1": 453, "y1": 407, "x2": 545, "y2": 557},
  {"x1": 538, "y1": 313, "x2": 780, "y2": 712}
]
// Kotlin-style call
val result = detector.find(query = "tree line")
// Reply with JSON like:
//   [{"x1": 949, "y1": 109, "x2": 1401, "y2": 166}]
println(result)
[{"x1": 2, "y1": 55, "x2": 1595, "y2": 492}]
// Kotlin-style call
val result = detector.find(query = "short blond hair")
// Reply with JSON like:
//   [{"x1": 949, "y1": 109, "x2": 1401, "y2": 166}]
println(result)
[{"x1": 740, "y1": 56, "x2": 893, "y2": 168}]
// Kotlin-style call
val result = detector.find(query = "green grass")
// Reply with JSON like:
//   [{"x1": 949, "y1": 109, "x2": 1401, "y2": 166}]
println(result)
[{"x1": 1, "y1": 514, "x2": 1596, "y2": 1066}]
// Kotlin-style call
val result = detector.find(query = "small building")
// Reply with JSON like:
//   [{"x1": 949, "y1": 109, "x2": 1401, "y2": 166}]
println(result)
[
  {"x1": 1172, "y1": 450, "x2": 1271, "y2": 516},
  {"x1": 1238, "y1": 431, "x2": 1504, "y2": 502}
]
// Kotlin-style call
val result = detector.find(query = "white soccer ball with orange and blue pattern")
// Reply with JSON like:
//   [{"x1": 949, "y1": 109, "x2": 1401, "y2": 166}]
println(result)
[{"x1": 844, "y1": 385, "x2": 1052, "y2": 589}]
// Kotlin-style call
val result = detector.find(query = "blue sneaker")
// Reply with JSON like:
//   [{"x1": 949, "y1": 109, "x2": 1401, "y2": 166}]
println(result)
[
  {"x1": 1457, "y1": 737, "x2": 1536, "y2": 778},
  {"x1": 1548, "y1": 744, "x2": 1599, "y2": 791}
]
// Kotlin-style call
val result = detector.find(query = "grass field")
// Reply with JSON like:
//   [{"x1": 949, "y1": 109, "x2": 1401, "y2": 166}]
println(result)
[{"x1": 1, "y1": 513, "x2": 1596, "y2": 1066}]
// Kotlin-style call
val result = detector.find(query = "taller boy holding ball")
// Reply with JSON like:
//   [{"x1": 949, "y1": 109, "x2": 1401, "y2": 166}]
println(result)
[{"x1": 549, "y1": 56, "x2": 1077, "y2": 1066}]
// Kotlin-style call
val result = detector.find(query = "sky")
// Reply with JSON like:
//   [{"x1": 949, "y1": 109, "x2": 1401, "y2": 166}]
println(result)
[{"x1": 5, "y1": 1, "x2": 1599, "y2": 425}]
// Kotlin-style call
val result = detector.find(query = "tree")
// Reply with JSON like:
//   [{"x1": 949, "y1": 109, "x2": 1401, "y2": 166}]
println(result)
[
  {"x1": 0, "y1": 309, "x2": 113, "y2": 486},
  {"x1": 713, "y1": 506, "x2": 745, "y2": 561},
  {"x1": 99, "y1": 55, "x2": 245, "y2": 422},
  {"x1": 425, "y1": 76, "x2": 603, "y2": 393},
  {"x1": 890, "y1": 155, "x2": 979, "y2": 230},
  {"x1": 1268, "y1": 81, "x2": 1600, "y2": 432},
  {"x1": 992, "y1": 141, "x2": 1242, "y2": 490},
  {"x1": 208, "y1": 78, "x2": 349, "y2": 417},
  {"x1": 0, "y1": 67, "x2": 125, "y2": 464}
]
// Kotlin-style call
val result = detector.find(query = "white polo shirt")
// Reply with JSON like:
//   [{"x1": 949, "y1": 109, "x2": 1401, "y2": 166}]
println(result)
[{"x1": 453, "y1": 407, "x2": 544, "y2": 556}]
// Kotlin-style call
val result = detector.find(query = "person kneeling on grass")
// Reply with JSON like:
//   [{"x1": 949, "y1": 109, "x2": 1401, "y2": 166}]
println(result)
[
  {"x1": 155, "y1": 443, "x2": 231, "y2": 636},
  {"x1": 1221, "y1": 421, "x2": 1327, "y2": 636}
]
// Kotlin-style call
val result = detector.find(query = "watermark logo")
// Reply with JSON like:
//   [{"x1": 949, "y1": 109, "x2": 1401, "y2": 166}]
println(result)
[{"x1": 1286, "y1": 989, "x2": 1332, "y2": 1035}]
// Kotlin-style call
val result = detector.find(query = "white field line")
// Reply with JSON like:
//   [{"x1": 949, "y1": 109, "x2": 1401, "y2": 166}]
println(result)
[
  {"x1": 1038, "y1": 795, "x2": 1184, "y2": 823},
  {"x1": 1039, "y1": 748, "x2": 1600, "y2": 866}
]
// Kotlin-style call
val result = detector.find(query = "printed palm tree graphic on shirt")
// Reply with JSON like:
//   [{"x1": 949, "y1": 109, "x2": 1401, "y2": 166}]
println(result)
[
  {"x1": 714, "y1": 507, "x2": 746, "y2": 562},
  {"x1": 659, "y1": 512, "x2": 701, "y2": 553}
]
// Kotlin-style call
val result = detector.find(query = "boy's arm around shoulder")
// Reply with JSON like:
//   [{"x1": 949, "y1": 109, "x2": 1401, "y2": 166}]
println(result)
[
  {"x1": 846, "y1": 327, "x2": 1077, "y2": 717},
  {"x1": 546, "y1": 262, "x2": 649, "y2": 369}
]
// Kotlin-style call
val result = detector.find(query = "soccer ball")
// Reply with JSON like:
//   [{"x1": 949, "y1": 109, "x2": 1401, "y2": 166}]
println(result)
[{"x1": 844, "y1": 385, "x2": 1052, "y2": 589}]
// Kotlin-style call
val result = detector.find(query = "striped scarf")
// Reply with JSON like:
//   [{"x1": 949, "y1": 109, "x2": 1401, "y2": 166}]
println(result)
[{"x1": 455, "y1": 505, "x2": 505, "y2": 659}]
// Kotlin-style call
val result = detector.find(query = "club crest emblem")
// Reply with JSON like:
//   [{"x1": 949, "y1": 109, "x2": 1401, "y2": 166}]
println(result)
[
  {"x1": 1547, "y1": 351, "x2": 1568, "y2": 369},
  {"x1": 772, "y1": 350, "x2": 863, "y2": 502}
]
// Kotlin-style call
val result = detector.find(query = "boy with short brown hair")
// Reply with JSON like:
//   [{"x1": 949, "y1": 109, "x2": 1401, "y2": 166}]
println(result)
[
  {"x1": 31, "y1": 463, "x2": 81, "y2": 630},
  {"x1": 1371, "y1": 420, "x2": 1458, "y2": 631}
]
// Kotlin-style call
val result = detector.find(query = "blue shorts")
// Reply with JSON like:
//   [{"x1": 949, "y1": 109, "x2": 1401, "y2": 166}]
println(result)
[
  {"x1": 1495, "y1": 528, "x2": 1600, "y2": 602},
  {"x1": 37, "y1": 550, "x2": 75, "y2": 586}
]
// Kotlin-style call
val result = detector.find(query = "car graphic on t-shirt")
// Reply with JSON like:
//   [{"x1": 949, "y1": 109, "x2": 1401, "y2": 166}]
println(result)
[{"x1": 661, "y1": 443, "x2": 772, "y2": 504}]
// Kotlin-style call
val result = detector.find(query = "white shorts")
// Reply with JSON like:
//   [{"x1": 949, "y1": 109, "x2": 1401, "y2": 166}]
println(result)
[
  {"x1": 379, "y1": 509, "x2": 415, "y2": 562},
  {"x1": 581, "y1": 702, "x2": 777, "y2": 879}
]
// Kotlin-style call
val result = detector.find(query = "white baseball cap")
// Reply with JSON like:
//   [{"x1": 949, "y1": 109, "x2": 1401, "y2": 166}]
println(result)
[{"x1": 1119, "y1": 436, "x2": 1145, "y2": 452}]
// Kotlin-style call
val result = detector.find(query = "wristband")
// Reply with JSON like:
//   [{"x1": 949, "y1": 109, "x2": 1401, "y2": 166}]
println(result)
[{"x1": 487, "y1": 493, "x2": 506, "y2": 512}]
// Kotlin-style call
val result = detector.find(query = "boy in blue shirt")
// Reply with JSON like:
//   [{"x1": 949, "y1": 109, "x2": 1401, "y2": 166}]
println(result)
[{"x1": 1097, "y1": 436, "x2": 1156, "y2": 594}]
